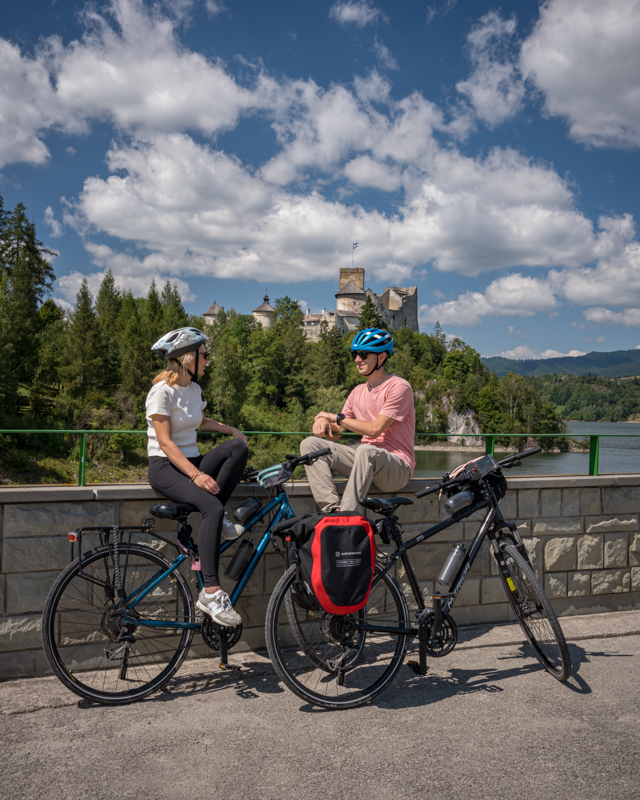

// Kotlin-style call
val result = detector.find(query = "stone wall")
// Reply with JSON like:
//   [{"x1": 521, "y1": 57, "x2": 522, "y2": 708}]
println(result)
[{"x1": 1, "y1": 475, "x2": 639, "y2": 680}]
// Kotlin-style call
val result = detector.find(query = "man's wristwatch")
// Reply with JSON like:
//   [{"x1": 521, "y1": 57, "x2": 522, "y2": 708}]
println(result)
[{"x1": 336, "y1": 413, "x2": 345, "y2": 426}]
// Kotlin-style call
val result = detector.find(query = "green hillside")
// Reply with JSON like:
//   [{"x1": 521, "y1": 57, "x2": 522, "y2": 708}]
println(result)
[
  {"x1": 482, "y1": 348, "x2": 640, "y2": 379},
  {"x1": 531, "y1": 374, "x2": 640, "y2": 422}
]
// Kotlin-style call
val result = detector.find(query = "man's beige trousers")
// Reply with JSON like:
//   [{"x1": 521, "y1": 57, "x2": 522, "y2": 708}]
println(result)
[{"x1": 300, "y1": 436, "x2": 411, "y2": 514}]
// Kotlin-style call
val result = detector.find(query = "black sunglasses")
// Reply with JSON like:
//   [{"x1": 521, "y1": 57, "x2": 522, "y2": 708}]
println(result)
[
  {"x1": 197, "y1": 351, "x2": 211, "y2": 360},
  {"x1": 351, "y1": 350, "x2": 374, "y2": 361}
]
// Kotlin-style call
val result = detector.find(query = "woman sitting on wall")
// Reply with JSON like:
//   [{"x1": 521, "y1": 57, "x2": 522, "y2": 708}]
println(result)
[{"x1": 146, "y1": 327, "x2": 248, "y2": 627}]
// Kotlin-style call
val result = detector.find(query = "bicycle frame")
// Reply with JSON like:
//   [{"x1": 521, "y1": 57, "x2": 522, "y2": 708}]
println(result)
[
  {"x1": 359, "y1": 493, "x2": 516, "y2": 636},
  {"x1": 69, "y1": 489, "x2": 296, "y2": 633}
]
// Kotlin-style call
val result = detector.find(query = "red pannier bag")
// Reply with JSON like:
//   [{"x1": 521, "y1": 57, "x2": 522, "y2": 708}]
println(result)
[{"x1": 276, "y1": 512, "x2": 376, "y2": 615}]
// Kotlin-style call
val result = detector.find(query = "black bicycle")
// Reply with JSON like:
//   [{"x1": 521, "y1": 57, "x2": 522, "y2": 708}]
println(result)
[{"x1": 265, "y1": 447, "x2": 571, "y2": 709}]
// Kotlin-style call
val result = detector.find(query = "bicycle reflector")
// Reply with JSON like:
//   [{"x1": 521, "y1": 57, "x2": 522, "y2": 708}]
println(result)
[{"x1": 68, "y1": 532, "x2": 78, "y2": 542}]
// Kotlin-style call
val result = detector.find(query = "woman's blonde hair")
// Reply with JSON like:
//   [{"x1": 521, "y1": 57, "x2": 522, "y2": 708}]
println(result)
[{"x1": 152, "y1": 350, "x2": 197, "y2": 387}]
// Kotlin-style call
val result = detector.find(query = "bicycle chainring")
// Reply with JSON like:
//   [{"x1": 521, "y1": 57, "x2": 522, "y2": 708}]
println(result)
[
  {"x1": 201, "y1": 616, "x2": 243, "y2": 651},
  {"x1": 417, "y1": 610, "x2": 458, "y2": 657}
]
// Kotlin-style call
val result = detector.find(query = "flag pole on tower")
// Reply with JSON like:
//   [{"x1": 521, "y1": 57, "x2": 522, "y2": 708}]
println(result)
[{"x1": 352, "y1": 242, "x2": 358, "y2": 267}]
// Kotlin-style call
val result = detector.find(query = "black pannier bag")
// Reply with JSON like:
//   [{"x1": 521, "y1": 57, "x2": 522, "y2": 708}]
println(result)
[{"x1": 273, "y1": 512, "x2": 376, "y2": 615}]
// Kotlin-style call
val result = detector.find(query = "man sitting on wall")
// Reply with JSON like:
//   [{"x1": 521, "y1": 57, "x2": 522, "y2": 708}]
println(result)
[{"x1": 300, "y1": 328, "x2": 415, "y2": 514}]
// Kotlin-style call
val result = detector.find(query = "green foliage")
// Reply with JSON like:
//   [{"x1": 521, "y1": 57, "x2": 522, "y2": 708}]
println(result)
[
  {"x1": 356, "y1": 294, "x2": 385, "y2": 331},
  {"x1": 531, "y1": 374, "x2": 640, "y2": 422}
]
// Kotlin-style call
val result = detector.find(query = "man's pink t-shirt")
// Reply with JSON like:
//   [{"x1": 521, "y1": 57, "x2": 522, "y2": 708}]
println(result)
[{"x1": 341, "y1": 375, "x2": 415, "y2": 473}]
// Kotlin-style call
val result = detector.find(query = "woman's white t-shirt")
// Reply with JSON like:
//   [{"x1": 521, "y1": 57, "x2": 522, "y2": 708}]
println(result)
[{"x1": 145, "y1": 380, "x2": 207, "y2": 458}]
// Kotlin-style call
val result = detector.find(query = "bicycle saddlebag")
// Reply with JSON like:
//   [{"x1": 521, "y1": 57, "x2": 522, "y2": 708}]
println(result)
[{"x1": 273, "y1": 512, "x2": 376, "y2": 615}]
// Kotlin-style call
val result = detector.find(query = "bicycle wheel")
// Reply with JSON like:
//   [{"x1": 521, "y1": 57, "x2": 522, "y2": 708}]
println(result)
[
  {"x1": 266, "y1": 565, "x2": 409, "y2": 709},
  {"x1": 42, "y1": 543, "x2": 195, "y2": 704},
  {"x1": 498, "y1": 542, "x2": 571, "y2": 681}
]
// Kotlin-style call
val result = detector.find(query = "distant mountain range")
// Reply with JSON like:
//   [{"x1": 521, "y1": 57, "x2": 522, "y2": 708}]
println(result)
[{"x1": 481, "y1": 348, "x2": 640, "y2": 379}]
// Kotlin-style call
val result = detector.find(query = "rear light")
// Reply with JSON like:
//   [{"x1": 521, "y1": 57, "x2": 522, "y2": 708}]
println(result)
[{"x1": 68, "y1": 533, "x2": 77, "y2": 542}]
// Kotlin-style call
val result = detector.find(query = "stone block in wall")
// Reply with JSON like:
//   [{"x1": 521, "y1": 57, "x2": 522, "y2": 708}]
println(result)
[
  {"x1": 577, "y1": 534, "x2": 604, "y2": 570},
  {"x1": 219, "y1": 553, "x2": 263, "y2": 597},
  {"x1": 631, "y1": 534, "x2": 640, "y2": 567},
  {"x1": 122, "y1": 500, "x2": 190, "y2": 532},
  {"x1": 580, "y1": 487, "x2": 602, "y2": 516},
  {"x1": 540, "y1": 489, "x2": 562, "y2": 517},
  {"x1": 545, "y1": 572, "x2": 567, "y2": 598},
  {"x1": 522, "y1": 536, "x2": 543, "y2": 579},
  {"x1": 2, "y1": 534, "x2": 97, "y2": 573},
  {"x1": 632, "y1": 567, "x2": 640, "y2": 592},
  {"x1": 399, "y1": 581, "x2": 432, "y2": 611},
  {"x1": 562, "y1": 489, "x2": 580, "y2": 517},
  {"x1": 585, "y1": 515, "x2": 638, "y2": 534},
  {"x1": 602, "y1": 486, "x2": 640, "y2": 515},
  {"x1": 533, "y1": 518, "x2": 582, "y2": 537},
  {"x1": 0, "y1": 575, "x2": 4, "y2": 615},
  {"x1": 497, "y1": 491, "x2": 517, "y2": 520},
  {"x1": 0, "y1": 650, "x2": 36, "y2": 679},
  {"x1": 396, "y1": 495, "x2": 439, "y2": 524},
  {"x1": 544, "y1": 537, "x2": 577, "y2": 571},
  {"x1": 264, "y1": 553, "x2": 286, "y2": 593},
  {"x1": 6, "y1": 571, "x2": 59, "y2": 614},
  {"x1": 397, "y1": 542, "x2": 452, "y2": 582},
  {"x1": 604, "y1": 533, "x2": 628, "y2": 568},
  {"x1": 456, "y1": 577, "x2": 480, "y2": 606},
  {"x1": 468, "y1": 541, "x2": 492, "y2": 578},
  {"x1": 234, "y1": 594, "x2": 269, "y2": 628},
  {"x1": 591, "y1": 569, "x2": 631, "y2": 595},
  {"x1": 0, "y1": 614, "x2": 42, "y2": 652},
  {"x1": 402, "y1": 521, "x2": 464, "y2": 543},
  {"x1": 518, "y1": 490, "x2": 539, "y2": 518},
  {"x1": 568, "y1": 572, "x2": 590, "y2": 597},
  {"x1": 4, "y1": 501, "x2": 117, "y2": 537},
  {"x1": 481, "y1": 576, "x2": 503, "y2": 604}
]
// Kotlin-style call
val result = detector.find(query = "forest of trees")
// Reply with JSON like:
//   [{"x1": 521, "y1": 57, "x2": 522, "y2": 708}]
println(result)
[
  {"x1": 532, "y1": 374, "x2": 640, "y2": 422},
  {"x1": 0, "y1": 194, "x2": 564, "y2": 483}
]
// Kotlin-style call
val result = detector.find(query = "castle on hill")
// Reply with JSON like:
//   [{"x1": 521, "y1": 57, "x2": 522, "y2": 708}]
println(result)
[{"x1": 203, "y1": 268, "x2": 419, "y2": 340}]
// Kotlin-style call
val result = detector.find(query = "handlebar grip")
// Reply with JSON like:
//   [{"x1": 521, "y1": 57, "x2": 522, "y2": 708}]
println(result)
[
  {"x1": 518, "y1": 445, "x2": 543, "y2": 458},
  {"x1": 415, "y1": 483, "x2": 441, "y2": 498}
]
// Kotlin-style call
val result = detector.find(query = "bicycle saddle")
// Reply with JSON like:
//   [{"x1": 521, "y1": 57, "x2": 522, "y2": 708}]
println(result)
[
  {"x1": 149, "y1": 502, "x2": 197, "y2": 520},
  {"x1": 359, "y1": 496, "x2": 414, "y2": 514}
]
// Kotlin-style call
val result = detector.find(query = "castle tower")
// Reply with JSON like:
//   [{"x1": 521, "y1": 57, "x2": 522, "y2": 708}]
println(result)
[
  {"x1": 252, "y1": 292, "x2": 275, "y2": 329},
  {"x1": 338, "y1": 267, "x2": 364, "y2": 292}
]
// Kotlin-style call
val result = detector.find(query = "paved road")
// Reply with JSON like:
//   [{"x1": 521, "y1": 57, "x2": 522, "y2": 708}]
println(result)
[{"x1": 2, "y1": 611, "x2": 639, "y2": 800}]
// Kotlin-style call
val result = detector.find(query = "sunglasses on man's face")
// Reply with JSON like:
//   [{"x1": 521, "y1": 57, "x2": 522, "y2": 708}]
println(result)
[{"x1": 351, "y1": 350, "x2": 374, "y2": 361}]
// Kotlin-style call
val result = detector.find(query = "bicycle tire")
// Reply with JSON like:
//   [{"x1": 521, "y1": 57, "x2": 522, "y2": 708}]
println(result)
[
  {"x1": 42, "y1": 543, "x2": 195, "y2": 704},
  {"x1": 498, "y1": 542, "x2": 571, "y2": 681},
  {"x1": 266, "y1": 565, "x2": 409, "y2": 709}
]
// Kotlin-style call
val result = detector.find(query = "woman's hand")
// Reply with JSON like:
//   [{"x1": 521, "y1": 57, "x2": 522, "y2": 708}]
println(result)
[
  {"x1": 193, "y1": 472, "x2": 220, "y2": 494},
  {"x1": 230, "y1": 427, "x2": 248, "y2": 446}
]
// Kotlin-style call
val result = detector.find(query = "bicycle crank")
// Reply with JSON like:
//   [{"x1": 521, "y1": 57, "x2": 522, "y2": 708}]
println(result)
[{"x1": 417, "y1": 609, "x2": 458, "y2": 657}]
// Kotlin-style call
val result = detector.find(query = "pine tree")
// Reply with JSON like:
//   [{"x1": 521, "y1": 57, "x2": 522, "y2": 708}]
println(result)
[
  {"x1": 95, "y1": 270, "x2": 122, "y2": 391},
  {"x1": 313, "y1": 322, "x2": 349, "y2": 389},
  {"x1": 356, "y1": 294, "x2": 384, "y2": 331},
  {"x1": 60, "y1": 279, "x2": 101, "y2": 398},
  {"x1": 161, "y1": 281, "x2": 188, "y2": 331},
  {"x1": 142, "y1": 280, "x2": 164, "y2": 375},
  {"x1": 116, "y1": 292, "x2": 149, "y2": 399}
]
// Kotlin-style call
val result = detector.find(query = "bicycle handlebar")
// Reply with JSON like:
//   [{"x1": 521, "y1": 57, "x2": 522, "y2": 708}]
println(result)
[
  {"x1": 285, "y1": 447, "x2": 332, "y2": 468},
  {"x1": 415, "y1": 445, "x2": 543, "y2": 498}
]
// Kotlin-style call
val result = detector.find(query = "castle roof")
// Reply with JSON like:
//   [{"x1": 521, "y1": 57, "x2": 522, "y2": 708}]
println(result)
[
  {"x1": 335, "y1": 281, "x2": 366, "y2": 297},
  {"x1": 253, "y1": 293, "x2": 275, "y2": 314},
  {"x1": 204, "y1": 301, "x2": 221, "y2": 316}
]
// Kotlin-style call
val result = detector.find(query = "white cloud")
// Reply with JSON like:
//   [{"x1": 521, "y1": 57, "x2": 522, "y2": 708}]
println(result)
[
  {"x1": 205, "y1": 1, "x2": 225, "y2": 16},
  {"x1": 498, "y1": 345, "x2": 586, "y2": 360},
  {"x1": 372, "y1": 38, "x2": 398, "y2": 71},
  {"x1": 329, "y1": 2, "x2": 386, "y2": 27},
  {"x1": 44, "y1": 206, "x2": 64, "y2": 237},
  {"x1": 457, "y1": 12, "x2": 525, "y2": 127},
  {"x1": 582, "y1": 307, "x2": 640, "y2": 327},
  {"x1": 521, "y1": 0, "x2": 640, "y2": 148},
  {"x1": 419, "y1": 273, "x2": 558, "y2": 326}
]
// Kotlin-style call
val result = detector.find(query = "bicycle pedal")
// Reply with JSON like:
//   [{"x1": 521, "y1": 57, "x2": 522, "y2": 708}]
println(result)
[
  {"x1": 407, "y1": 660, "x2": 428, "y2": 676},
  {"x1": 218, "y1": 663, "x2": 239, "y2": 671}
]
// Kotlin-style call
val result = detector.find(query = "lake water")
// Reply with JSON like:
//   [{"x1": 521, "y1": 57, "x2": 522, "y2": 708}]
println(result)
[{"x1": 413, "y1": 420, "x2": 640, "y2": 479}]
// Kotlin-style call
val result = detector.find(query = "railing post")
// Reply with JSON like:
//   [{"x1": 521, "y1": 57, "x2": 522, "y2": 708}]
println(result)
[
  {"x1": 485, "y1": 435, "x2": 495, "y2": 457},
  {"x1": 78, "y1": 433, "x2": 87, "y2": 487},
  {"x1": 588, "y1": 435, "x2": 599, "y2": 476}
]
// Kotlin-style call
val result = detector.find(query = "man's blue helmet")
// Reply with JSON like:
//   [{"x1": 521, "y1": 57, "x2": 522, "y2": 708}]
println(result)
[
  {"x1": 151, "y1": 327, "x2": 207, "y2": 361},
  {"x1": 351, "y1": 328, "x2": 394, "y2": 354}
]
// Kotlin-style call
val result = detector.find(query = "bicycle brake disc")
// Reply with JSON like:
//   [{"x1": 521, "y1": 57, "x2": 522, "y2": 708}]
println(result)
[
  {"x1": 201, "y1": 617, "x2": 243, "y2": 651},
  {"x1": 417, "y1": 610, "x2": 458, "y2": 657}
]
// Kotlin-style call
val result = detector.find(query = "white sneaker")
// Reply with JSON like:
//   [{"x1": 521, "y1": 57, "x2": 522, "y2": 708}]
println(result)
[
  {"x1": 222, "y1": 514, "x2": 244, "y2": 541},
  {"x1": 197, "y1": 589, "x2": 242, "y2": 627}
]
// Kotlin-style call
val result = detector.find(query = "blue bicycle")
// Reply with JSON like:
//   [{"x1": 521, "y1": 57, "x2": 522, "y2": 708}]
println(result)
[{"x1": 41, "y1": 448, "x2": 330, "y2": 704}]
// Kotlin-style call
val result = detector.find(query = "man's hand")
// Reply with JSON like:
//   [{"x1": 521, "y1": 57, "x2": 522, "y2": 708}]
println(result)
[
  {"x1": 312, "y1": 417, "x2": 332, "y2": 437},
  {"x1": 314, "y1": 412, "x2": 337, "y2": 424}
]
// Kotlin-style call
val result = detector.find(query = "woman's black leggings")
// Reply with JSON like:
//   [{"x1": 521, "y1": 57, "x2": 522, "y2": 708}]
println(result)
[{"x1": 148, "y1": 439, "x2": 248, "y2": 586}]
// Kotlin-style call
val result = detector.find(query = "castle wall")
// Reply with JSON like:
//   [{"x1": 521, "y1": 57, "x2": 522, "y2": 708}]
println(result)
[{"x1": 338, "y1": 268, "x2": 365, "y2": 291}]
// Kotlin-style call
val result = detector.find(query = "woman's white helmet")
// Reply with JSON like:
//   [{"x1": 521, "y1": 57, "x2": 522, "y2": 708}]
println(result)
[{"x1": 151, "y1": 327, "x2": 207, "y2": 361}]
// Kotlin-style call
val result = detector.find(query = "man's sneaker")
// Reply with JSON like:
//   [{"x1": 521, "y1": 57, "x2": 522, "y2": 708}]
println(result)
[
  {"x1": 197, "y1": 589, "x2": 242, "y2": 627},
  {"x1": 222, "y1": 514, "x2": 244, "y2": 541}
]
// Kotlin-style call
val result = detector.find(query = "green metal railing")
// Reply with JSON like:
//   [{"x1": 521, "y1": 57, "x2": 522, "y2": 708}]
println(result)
[{"x1": 1, "y1": 428, "x2": 638, "y2": 486}]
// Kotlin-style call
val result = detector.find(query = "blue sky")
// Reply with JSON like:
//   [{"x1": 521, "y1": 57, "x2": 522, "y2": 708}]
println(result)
[{"x1": 2, "y1": 0, "x2": 640, "y2": 358}]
